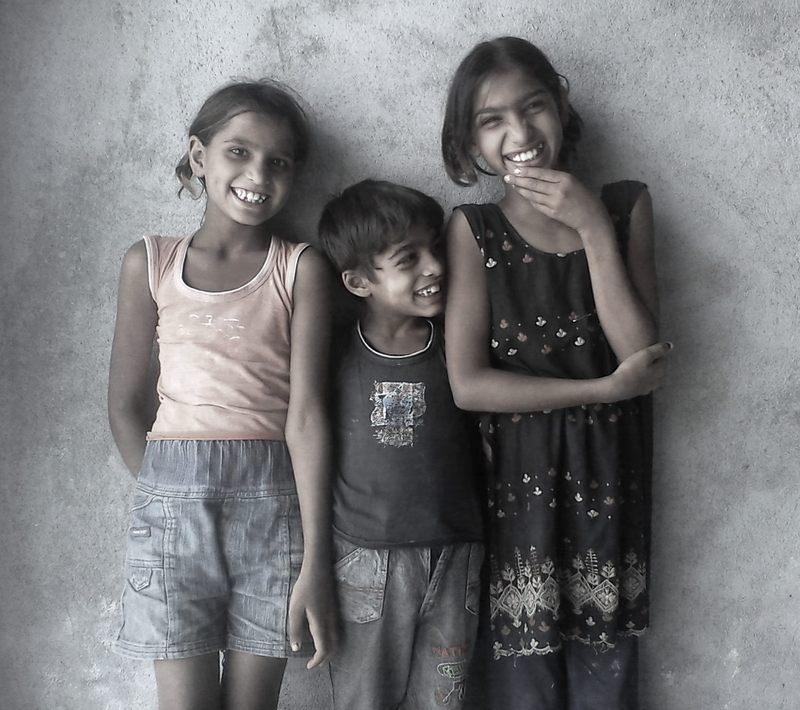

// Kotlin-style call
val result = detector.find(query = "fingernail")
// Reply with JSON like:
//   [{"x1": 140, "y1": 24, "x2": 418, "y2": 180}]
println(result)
[
  {"x1": 514, "y1": 167, "x2": 521, "y2": 175},
  {"x1": 666, "y1": 341, "x2": 674, "y2": 350},
  {"x1": 291, "y1": 642, "x2": 300, "y2": 652},
  {"x1": 503, "y1": 174, "x2": 512, "y2": 183}
]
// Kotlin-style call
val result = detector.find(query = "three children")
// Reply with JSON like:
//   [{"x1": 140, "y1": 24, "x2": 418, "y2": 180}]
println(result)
[{"x1": 110, "y1": 35, "x2": 669, "y2": 710}]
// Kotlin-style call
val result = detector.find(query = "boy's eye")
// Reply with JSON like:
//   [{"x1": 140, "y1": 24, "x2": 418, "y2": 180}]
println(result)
[
  {"x1": 396, "y1": 252, "x2": 418, "y2": 267},
  {"x1": 478, "y1": 115, "x2": 501, "y2": 128},
  {"x1": 271, "y1": 157, "x2": 291, "y2": 169},
  {"x1": 229, "y1": 147, "x2": 246, "y2": 157},
  {"x1": 524, "y1": 101, "x2": 545, "y2": 113}
]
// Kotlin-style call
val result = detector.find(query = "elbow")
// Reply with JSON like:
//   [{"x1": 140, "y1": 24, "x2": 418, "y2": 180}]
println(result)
[
  {"x1": 284, "y1": 403, "x2": 328, "y2": 449},
  {"x1": 448, "y1": 374, "x2": 480, "y2": 411},
  {"x1": 451, "y1": 386, "x2": 472, "y2": 411}
]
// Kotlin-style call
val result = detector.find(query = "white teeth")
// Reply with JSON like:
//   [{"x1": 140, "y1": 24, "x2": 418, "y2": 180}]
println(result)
[
  {"x1": 233, "y1": 187, "x2": 267, "y2": 204},
  {"x1": 509, "y1": 143, "x2": 544, "y2": 162},
  {"x1": 416, "y1": 284, "x2": 441, "y2": 297}
]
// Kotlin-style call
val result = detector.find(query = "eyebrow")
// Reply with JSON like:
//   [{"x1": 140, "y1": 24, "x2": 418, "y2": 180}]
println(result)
[
  {"x1": 387, "y1": 242, "x2": 415, "y2": 260},
  {"x1": 221, "y1": 136, "x2": 294, "y2": 156},
  {"x1": 473, "y1": 89, "x2": 549, "y2": 117},
  {"x1": 222, "y1": 135, "x2": 257, "y2": 147}
]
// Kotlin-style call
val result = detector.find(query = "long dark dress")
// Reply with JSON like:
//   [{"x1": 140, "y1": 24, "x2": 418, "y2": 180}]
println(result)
[{"x1": 459, "y1": 181, "x2": 652, "y2": 662}]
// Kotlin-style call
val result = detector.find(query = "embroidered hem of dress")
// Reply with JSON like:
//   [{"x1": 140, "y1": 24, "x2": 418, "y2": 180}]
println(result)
[{"x1": 492, "y1": 625, "x2": 648, "y2": 659}]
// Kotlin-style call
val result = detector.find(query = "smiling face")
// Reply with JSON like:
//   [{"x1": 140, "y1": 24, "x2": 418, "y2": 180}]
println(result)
[
  {"x1": 346, "y1": 224, "x2": 445, "y2": 322},
  {"x1": 188, "y1": 111, "x2": 296, "y2": 229},
  {"x1": 471, "y1": 67, "x2": 565, "y2": 176}
]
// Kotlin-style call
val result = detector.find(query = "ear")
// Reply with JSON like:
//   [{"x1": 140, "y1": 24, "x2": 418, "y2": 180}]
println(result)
[
  {"x1": 342, "y1": 269, "x2": 372, "y2": 298},
  {"x1": 187, "y1": 135, "x2": 207, "y2": 178}
]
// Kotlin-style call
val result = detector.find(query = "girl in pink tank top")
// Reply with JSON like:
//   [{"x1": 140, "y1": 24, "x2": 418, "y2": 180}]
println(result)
[{"x1": 108, "y1": 80, "x2": 335, "y2": 710}]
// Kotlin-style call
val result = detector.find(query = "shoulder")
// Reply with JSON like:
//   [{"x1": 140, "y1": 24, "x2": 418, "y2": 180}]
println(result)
[
  {"x1": 291, "y1": 246, "x2": 334, "y2": 321},
  {"x1": 294, "y1": 244, "x2": 333, "y2": 282},
  {"x1": 119, "y1": 239, "x2": 149, "y2": 279},
  {"x1": 448, "y1": 203, "x2": 501, "y2": 243},
  {"x1": 450, "y1": 202, "x2": 489, "y2": 224},
  {"x1": 601, "y1": 180, "x2": 649, "y2": 218}
]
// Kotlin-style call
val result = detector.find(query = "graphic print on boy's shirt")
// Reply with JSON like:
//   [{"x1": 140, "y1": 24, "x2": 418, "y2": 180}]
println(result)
[
  {"x1": 370, "y1": 381, "x2": 426, "y2": 447},
  {"x1": 330, "y1": 323, "x2": 482, "y2": 548}
]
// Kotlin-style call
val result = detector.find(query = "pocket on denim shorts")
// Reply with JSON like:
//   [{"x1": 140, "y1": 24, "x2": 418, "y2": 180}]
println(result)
[
  {"x1": 333, "y1": 537, "x2": 388, "y2": 624},
  {"x1": 125, "y1": 492, "x2": 169, "y2": 584},
  {"x1": 117, "y1": 491, "x2": 173, "y2": 649},
  {"x1": 465, "y1": 543, "x2": 484, "y2": 616}
]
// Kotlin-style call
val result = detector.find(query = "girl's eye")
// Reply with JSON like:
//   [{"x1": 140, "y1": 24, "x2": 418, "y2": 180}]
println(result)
[
  {"x1": 271, "y1": 158, "x2": 290, "y2": 169},
  {"x1": 397, "y1": 252, "x2": 418, "y2": 267},
  {"x1": 524, "y1": 101, "x2": 544, "y2": 113},
  {"x1": 478, "y1": 115, "x2": 501, "y2": 128},
  {"x1": 229, "y1": 147, "x2": 246, "y2": 157}
]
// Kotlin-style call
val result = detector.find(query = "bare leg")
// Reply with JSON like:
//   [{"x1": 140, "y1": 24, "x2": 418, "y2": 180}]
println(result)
[
  {"x1": 154, "y1": 654, "x2": 222, "y2": 710},
  {"x1": 221, "y1": 651, "x2": 287, "y2": 710}
]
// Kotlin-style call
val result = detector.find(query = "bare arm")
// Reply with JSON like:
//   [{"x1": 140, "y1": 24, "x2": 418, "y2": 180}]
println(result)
[
  {"x1": 445, "y1": 210, "x2": 667, "y2": 413},
  {"x1": 624, "y1": 188, "x2": 659, "y2": 324},
  {"x1": 284, "y1": 247, "x2": 336, "y2": 668},
  {"x1": 580, "y1": 187, "x2": 659, "y2": 358},
  {"x1": 108, "y1": 241, "x2": 158, "y2": 476}
]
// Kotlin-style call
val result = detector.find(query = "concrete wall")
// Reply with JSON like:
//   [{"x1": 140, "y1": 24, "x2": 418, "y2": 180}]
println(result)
[{"x1": 1, "y1": 0, "x2": 797, "y2": 707}]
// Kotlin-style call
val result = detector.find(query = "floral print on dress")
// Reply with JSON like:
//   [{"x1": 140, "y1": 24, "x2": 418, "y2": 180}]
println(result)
[{"x1": 458, "y1": 181, "x2": 652, "y2": 660}]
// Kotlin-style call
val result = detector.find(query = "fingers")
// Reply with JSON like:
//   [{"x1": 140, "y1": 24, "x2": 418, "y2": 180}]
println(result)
[
  {"x1": 508, "y1": 166, "x2": 564, "y2": 182},
  {"x1": 287, "y1": 598, "x2": 305, "y2": 655},
  {"x1": 503, "y1": 173, "x2": 551, "y2": 196},
  {"x1": 288, "y1": 596, "x2": 338, "y2": 669},
  {"x1": 647, "y1": 342, "x2": 673, "y2": 391},
  {"x1": 304, "y1": 609, "x2": 337, "y2": 669},
  {"x1": 646, "y1": 340, "x2": 674, "y2": 362}
]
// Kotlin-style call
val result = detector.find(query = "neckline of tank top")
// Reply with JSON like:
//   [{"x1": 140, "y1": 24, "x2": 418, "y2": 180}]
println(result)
[
  {"x1": 356, "y1": 319, "x2": 435, "y2": 360},
  {"x1": 489, "y1": 203, "x2": 586, "y2": 258},
  {"x1": 173, "y1": 232, "x2": 279, "y2": 298}
]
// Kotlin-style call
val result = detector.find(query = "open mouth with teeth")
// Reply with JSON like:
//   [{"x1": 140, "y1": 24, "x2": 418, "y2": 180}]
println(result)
[
  {"x1": 415, "y1": 283, "x2": 441, "y2": 298},
  {"x1": 506, "y1": 142, "x2": 545, "y2": 165},
  {"x1": 232, "y1": 187, "x2": 269, "y2": 205}
]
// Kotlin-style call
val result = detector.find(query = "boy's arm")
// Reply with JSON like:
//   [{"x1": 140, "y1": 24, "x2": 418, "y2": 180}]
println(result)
[
  {"x1": 108, "y1": 241, "x2": 158, "y2": 475},
  {"x1": 284, "y1": 247, "x2": 337, "y2": 668}
]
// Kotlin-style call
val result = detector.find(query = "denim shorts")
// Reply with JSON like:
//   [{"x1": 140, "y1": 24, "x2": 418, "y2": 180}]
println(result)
[
  {"x1": 329, "y1": 535, "x2": 484, "y2": 710},
  {"x1": 113, "y1": 439, "x2": 307, "y2": 660}
]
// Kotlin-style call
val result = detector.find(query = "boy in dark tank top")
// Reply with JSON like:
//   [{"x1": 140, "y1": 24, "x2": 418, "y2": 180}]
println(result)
[{"x1": 318, "y1": 180, "x2": 484, "y2": 710}]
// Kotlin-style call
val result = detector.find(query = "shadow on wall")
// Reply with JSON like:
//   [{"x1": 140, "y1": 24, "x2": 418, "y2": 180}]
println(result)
[{"x1": 272, "y1": 121, "x2": 360, "y2": 246}]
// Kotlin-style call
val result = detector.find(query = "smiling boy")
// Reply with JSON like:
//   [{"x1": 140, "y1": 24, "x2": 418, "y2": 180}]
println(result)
[{"x1": 318, "y1": 180, "x2": 484, "y2": 710}]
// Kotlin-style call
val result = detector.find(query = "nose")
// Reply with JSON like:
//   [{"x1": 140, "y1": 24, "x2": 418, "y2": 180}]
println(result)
[
  {"x1": 420, "y1": 247, "x2": 443, "y2": 277},
  {"x1": 508, "y1": 113, "x2": 532, "y2": 145},
  {"x1": 245, "y1": 159, "x2": 271, "y2": 187}
]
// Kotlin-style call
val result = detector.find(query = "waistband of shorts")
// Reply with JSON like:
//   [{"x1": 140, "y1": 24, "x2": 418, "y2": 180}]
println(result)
[{"x1": 136, "y1": 439, "x2": 296, "y2": 497}]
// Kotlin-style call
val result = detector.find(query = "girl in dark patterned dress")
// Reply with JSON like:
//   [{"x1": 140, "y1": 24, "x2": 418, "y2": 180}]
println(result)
[{"x1": 441, "y1": 37, "x2": 672, "y2": 709}]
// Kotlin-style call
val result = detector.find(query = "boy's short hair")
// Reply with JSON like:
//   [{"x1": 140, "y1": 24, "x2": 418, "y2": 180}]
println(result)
[{"x1": 318, "y1": 180, "x2": 444, "y2": 275}]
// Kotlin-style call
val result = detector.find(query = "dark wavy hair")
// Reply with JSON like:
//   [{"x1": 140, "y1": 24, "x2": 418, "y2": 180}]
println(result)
[
  {"x1": 441, "y1": 37, "x2": 583, "y2": 186},
  {"x1": 175, "y1": 79, "x2": 310, "y2": 196},
  {"x1": 318, "y1": 180, "x2": 444, "y2": 276}
]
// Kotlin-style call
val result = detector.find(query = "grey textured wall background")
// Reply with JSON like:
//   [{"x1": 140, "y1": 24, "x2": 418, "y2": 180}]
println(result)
[{"x1": 1, "y1": 0, "x2": 797, "y2": 708}]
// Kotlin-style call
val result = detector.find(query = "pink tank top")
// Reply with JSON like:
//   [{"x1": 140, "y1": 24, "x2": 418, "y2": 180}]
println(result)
[{"x1": 144, "y1": 234, "x2": 308, "y2": 440}]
